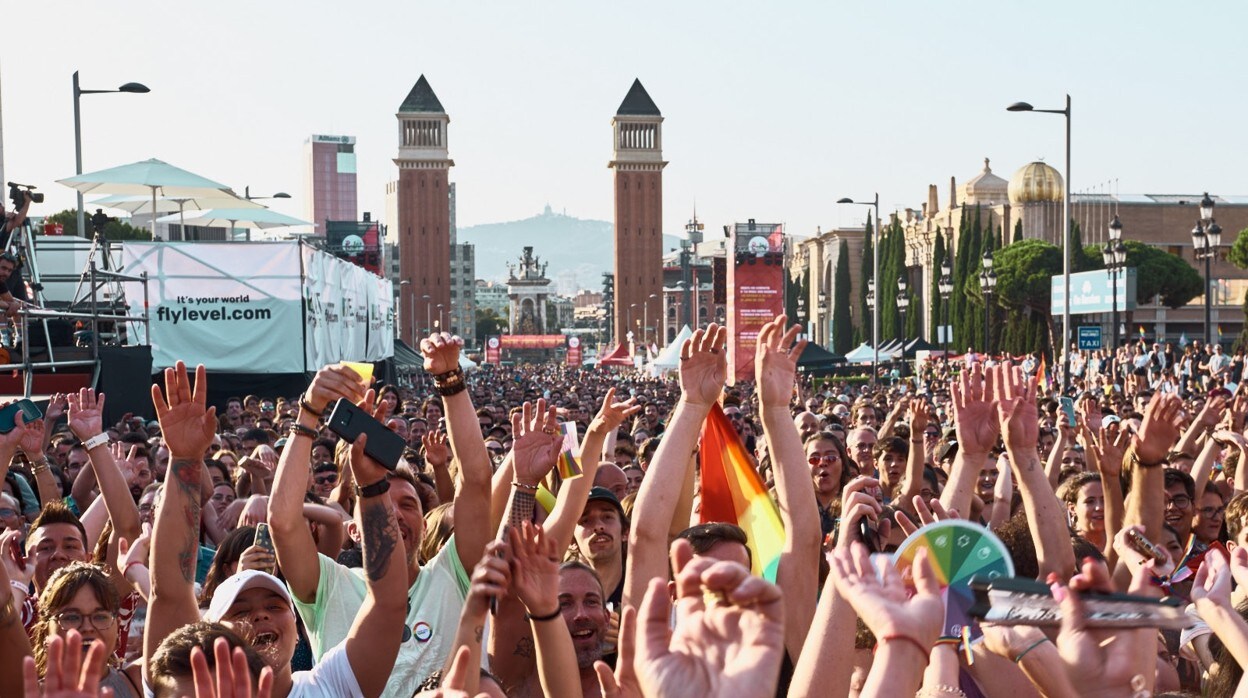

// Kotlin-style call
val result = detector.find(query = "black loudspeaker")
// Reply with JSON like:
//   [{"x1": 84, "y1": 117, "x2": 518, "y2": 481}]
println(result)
[
  {"x1": 24, "y1": 319, "x2": 74, "y2": 348},
  {"x1": 97, "y1": 346, "x2": 154, "y2": 426}
]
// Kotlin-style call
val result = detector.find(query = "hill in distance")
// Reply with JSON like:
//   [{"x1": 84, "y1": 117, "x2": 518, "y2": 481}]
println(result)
[{"x1": 459, "y1": 205, "x2": 681, "y2": 292}]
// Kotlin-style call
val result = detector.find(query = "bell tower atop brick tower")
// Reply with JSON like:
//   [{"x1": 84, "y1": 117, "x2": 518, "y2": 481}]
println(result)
[
  {"x1": 395, "y1": 75, "x2": 454, "y2": 346},
  {"x1": 609, "y1": 79, "x2": 666, "y2": 348}
]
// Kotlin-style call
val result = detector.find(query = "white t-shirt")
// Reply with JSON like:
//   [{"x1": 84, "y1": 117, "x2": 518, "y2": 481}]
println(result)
[{"x1": 291, "y1": 537, "x2": 470, "y2": 698}]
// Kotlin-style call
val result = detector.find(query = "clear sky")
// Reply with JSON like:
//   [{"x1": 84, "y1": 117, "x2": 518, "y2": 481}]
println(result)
[{"x1": 5, "y1": 1, "x2": 1246, "y2": 244}]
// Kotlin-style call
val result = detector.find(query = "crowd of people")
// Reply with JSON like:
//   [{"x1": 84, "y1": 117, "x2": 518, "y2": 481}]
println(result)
[{"x1": 3, "y1": 316, "x2": 1248, "y2": 697}]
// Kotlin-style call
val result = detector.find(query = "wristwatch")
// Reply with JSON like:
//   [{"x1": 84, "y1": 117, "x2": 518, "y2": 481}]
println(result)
[
  {"x1": 354, "y1": 477, "x2": 391, "y2": 498},
  {"x1": 83, "y1": 433, "x2": 110, "y2": 451}
]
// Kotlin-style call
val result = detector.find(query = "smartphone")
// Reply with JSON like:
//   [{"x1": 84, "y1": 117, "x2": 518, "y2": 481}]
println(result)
[
  {"x1": 252, "y1": 523, "x2": 276, "y2": 575},
  {"x1": 0, "y1": 399, "x2": 42, "y2": 434},
  {"x1": 9, "y1": 538, "x2": 24, "y2": 570},
  {"x1": 326, "y1": 399, "x2": 405, "y2": 471},
  {"x1": 967, "y1": 575, "x2": 1186, "y2": 629},
  {"x1": 1059, "y1": 397, "x2": 1076, "y2": 428}
]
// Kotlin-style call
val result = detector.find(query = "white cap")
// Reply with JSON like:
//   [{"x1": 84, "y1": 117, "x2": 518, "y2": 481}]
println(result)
[{"x1": 204, "y1": 570, "x2": 292, "y2": 622}]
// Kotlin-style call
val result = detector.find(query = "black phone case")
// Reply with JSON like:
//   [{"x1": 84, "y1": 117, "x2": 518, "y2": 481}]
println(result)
[{"x1": 326, "y1": 399, "x2": 405, "y2": 471}]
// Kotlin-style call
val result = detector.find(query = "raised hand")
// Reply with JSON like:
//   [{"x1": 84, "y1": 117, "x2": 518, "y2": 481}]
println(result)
[
  {"x1": 908, "y1": 398, "x2": 931, "y2": 437},
  {"x1": 1076, "y1": 394, "x2": 1103, "y2": 437},
  {"x1": 24, "y1": 630, "x2": 114, "y2": 698},
  {"x1": 837, "y1": 476, "x2": 890, "y2": 551},
  {"x1": 14, "y1": 414, "x2": 44, "y2": 459},
  {"x1": 1196, "y1": 395, "x2": 1229, "y2": 431},
  {"x1": 678, "y1": 324, "x2": 728, "y2": 408},
  {"x1": 830, "y1": 542, "x2": 943, "y2": 648},
  {"x1": 238, "y1": 544, "x2": 277, "y2": 575},
  {"x1": 1134, "y1": 392, "x2": 1185, "y2": 466},
  {"x1": 44, "y1": 393, "x2": 67, "y2": 425},
  {"x1": 595, "y1": 606, "x2": 642, "y2": 698},
  {"x1": 1052, "y1": 558, "x2": 1156, "y2": 691},
  {"x1": 1111, "y1": 525, "x2": 1174, "y2": 579},
  {"x1": 0, "y1": 527, "x2": 34, "y2": 588},
  {"x1": 507, "y1": 522, "x2": 558, "y2": 615},
  {"x1": 421, "y1": 429, "x2": 450, "y2": 469},
  {"x1": 509, "y1": 400, "x2": 561, "y2": 487},
  {"x1": 589, "y1": 387, "x2": 641, "y2": 434},
  {"x1": 110, "y1": 443, "x2": 142, "y2": 486},
  {"x1": 66, "y1": 389, "x2": 105, "y2": 442},
  {"x1": 993, "y1": 364, "x2": 1038, "y2": 452},
  {"x1": 894, "y1": 494, "x2": 960, "y2": 538},
  {"x1": 1087, "y1": 423, "x2": 1129, "y2": 481},
  {"x1": 303, "y1": 364, "x2": 367, "y2": 416},
  {"x1": 755, "y1": 316, "x2": 805, "y2": 408},
  {"x1": 151, "y1": 361, "x2": 217, "y2": 459},
  {"x1": 420, "y1": 332, "x2": 464, "y2": 376},
  {"x1": 118, "y1": 523, "x2": 152, "y2": 575},
  {"x1": 190, "y1": 636, "x2": 274, "y2": 698},
  {"x1": 465, "y1": 540, "x2": 511, "y2": 616},
  {"x1": 636, "y1": 539, "x2": 785, "y2": 698},
  {"x1": 951, "y1": 363, "x2": 999, "y2": 455}
]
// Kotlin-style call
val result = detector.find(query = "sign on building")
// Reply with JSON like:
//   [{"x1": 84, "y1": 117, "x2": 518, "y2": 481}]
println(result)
[{"x1": 1051, "y1": 269, "x2": 1136, "y2": 315}]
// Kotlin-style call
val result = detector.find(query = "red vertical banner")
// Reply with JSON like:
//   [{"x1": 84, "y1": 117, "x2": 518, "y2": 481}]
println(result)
[
  {"x1": 485, "y1": 336, "x2": 501, "y2": 364},
  {"x1": 727, "y1": 223, "x2": 785, "y2": 383},
  {"x1": 567, "y1": 336, "x2": 582, "y2": 367}
]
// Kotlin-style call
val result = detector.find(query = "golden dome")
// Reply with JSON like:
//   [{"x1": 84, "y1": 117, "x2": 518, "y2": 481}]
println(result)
[{"x1": 1008, "y1": 161, "x2": 1064, "y2": 204}]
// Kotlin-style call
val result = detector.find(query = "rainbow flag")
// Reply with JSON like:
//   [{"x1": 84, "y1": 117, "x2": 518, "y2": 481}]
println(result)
[
  {"x1": 1138, "y1": 326, "x2": 1146, "y2": 339},
  {"x1": 1036, "y1": 354, "x2": 1051, "y2": 392},
  {"x1": 699, "y1": 403, "x2": 785, "y2": 581},
  {"x1": 555, "y1": 421, "x2": 583, "y2": 480}
]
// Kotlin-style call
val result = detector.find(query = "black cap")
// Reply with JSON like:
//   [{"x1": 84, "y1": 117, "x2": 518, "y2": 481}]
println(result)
[{"x1": 585, "y1": 486, "x2": 627, "y2": 522}]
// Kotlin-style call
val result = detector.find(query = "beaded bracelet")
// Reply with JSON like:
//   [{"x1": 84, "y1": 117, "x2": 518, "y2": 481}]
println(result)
[
  {"x1": 298, "y1": 395, "x2": 323, "y2": 417},
  {"x1": 289, "y1": 423, "x2": 318, "y2": 440}
]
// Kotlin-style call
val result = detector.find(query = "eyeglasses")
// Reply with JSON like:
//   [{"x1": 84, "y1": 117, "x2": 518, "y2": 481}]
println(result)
[
  {"x1": 807, "y1": 453, "x2": 840, "y2": 466},
  {"x1": 1165, "y1": 495, "x2": 1193, "y2": 510},
  {"x1": 0, "y1": 508, "x2": 16, "y2": 518},
  {"x1": 726, "y1": 413, "x2": 743, "y2": 421},
  {"x1": 1200, "y1": 506, "x2": 1227, "y2": 518},
  {"x1": 314, "y1": 474, "x2": 338, "y2": 485},
  {"x1": 54, "y1": 610, "x2": 116, "y2": 630},
  {"x1": 924, "y1": 432, "x2": 940, "y2": 440}
]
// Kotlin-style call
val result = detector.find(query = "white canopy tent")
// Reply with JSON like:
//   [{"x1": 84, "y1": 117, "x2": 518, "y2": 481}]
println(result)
[{"x1": 646, "y1": 325, "x2": 693, "y2": 374}]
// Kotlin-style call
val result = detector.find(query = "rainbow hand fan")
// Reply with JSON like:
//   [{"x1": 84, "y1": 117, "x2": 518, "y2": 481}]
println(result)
[{"x1": 892, "y1": 520, "x2": 1013, "y2": 640}]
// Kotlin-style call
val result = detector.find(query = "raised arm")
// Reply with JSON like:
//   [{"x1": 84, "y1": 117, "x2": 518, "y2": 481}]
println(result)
[
  {"x1": 342, "y1": 429, "x2": 410, "y2": 698},
  {"x1": 15, "y1": 416, "x2": 59, "y2": 506},
  {"x1": 994, "y1": 364, "x2": 1075, "y2": 580},
  {"x1": 422, "y1": 333, "x2": 491, "y2": 572},
  {"x1": 67, "y1": 390, "x2": 142, "y2": 546},
  {"x1": 509, "y1": 523, "x2": 581, "y2": 698},
  {"x1": 441, "y1": 540, "x2": 510, "y2": 696},
  {"x1": 493, "y1": 400, "x2": 560, "y2": 541},
  {"x1": 269, "y1": 365, "x2": 365, "y2": 603},
  {"x1": 623, "y1": 324, "x2": 726, "y2": 609},
  {"x1": 0, "y1": 530, "x2": 34, "y2": 698},
  {"x1": 144, "y1": 362, "x2": 218, "y2": 681},
  {"x1": 544, "y1": 388, "x2": 639, "y2": 550},
  {"x1": 1125, "y1": 392, "x2": 1185, "y2": 541},
  {"x1": 894, "y1": 399, "x2": 931, "y2": 511},
  {"x1": 1084, "y1": 424, "x2": 1128, "y2": 562},
  {"x1": 756, "y1": 316, "x2": 819, "y2": 659},
  {"x1": 421, "y1": 429, "x2": 454, "y2": 504},
  {"x1": 940, "y1": 364, "x2": 999, "y2": 517},
  {"x1": 1176, "y1": 395, "x2": 1226, "y2": 464}
]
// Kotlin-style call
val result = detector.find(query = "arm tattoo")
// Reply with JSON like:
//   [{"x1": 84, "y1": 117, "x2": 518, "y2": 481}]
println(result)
[
  {"x1": 360, "y1": 497, "x2": 400, "y2": 582},
  {"x1": 513, "y1": 636, "x2": 535, "y2": 658},
  {"x1": 474, "y1": 625, "x2": 484, "y2": 644},
  {"x1": 169, "y1": 458, "x2": 203, "y2": 583},
  {"x1": 496, "y1": 489, "x2": 536, "y2": 540}
]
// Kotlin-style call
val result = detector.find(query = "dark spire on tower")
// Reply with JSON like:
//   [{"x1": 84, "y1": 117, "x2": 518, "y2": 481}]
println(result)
[
  {"x1": 399, "y1": 75, "x2": 446, "y2": 113},
  {"x1": 616, "y1": 79, "x2": 661, "y2": 116}
]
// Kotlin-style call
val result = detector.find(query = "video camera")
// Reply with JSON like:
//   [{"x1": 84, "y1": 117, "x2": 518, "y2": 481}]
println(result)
[{"x1": 7, "y1": 183, "x2": 43, "y2": 209}]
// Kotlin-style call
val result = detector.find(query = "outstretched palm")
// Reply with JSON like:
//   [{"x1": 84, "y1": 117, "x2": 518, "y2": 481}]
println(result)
[
  {"x1": 509, "y1": 400, "x2": 561, "y2": 485},
  {"x1": 151, "y1": 361, "x2": 217, "y2": 459},
  {"x1": 679, "y1": 325, "x2": 728, "y2": 407},
  {"x1": 755, "y1": 316, "x2": 805, "y2": 408},
  {"x1": 66, "y1": 389, "x2": 105, "y2": 442},
  {"x1": 591, "y1": 387, "x2": 641, "y2": 433},
  {"x1": 952, "y1": 363, "x2": 999, "y2": 454}
]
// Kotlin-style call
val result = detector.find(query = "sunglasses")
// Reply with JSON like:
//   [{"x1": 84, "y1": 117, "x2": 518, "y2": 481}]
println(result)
[
  {"x1": 807, "y1": 453, "x2": 839, "y2": 466},
  {"x1": 314, "y1": 474, "x2": 338, "y2": 485}
]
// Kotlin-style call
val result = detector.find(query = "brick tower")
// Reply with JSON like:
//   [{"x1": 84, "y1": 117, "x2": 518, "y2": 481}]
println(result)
[
  {"x1": 395, "y1": 75, "x2": 454, "y2": 347},
  {"x1": 609, "y1": 79, "x2": 666, "y2": 348}
]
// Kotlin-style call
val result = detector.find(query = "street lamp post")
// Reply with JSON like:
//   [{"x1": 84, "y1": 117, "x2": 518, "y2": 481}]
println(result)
[
  {"x1": 437, "y1": 303, "x2": 445, "y2": 330},
  {"x1": 1104, "y1": 215, "x2": 1128, "y2": 384},
  {"x1": 837, "y1": 194, "x2": 881, "y2": 384},
  {"x1": 628, "y1": 303, "x2": 637, "y2": 350},
  {"x1": 1192, "y1": 192, "x2": 1223, "y2": 347},
  {"x1": 645, "y1": 293, "x2": 658, "y2": 345},
  {"x1": 240, "y1": 186, "x2": 292, "y2": 243},
  {"x1": 422, "y1": 294, "x2": 431, "y2": 336},
  {"x1": 818, "y1": 291, "x2": 828, "y2": 347},
  {"x1": 938, "y1": 260, "x2": 953, "y2": 362},
  {"x1": 897, "y1": 275, "x2": 910, "y2": 340},
  {"x1": 73, "y1": 71, "x2": 150, "y2": 238},
  {"x1": 979, "y1": 251, "x2": 997, "y2": 356},
  {"x1": 1008, "y1": 95, "x2": 1071, "y2": 390}
]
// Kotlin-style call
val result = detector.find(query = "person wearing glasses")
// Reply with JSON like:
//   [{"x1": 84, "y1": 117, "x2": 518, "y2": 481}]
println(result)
[
  {"x1": 30, "y1": 561, "x2": 141, "y2": 697},
  {"x1": 310, "y1": 463, "x2": 339, "y2": 500}
]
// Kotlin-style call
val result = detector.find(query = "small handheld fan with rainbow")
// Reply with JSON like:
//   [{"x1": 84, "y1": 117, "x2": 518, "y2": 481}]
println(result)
[{"x1": 892, "y1": 519, "x2": 1014, "y2": 640}]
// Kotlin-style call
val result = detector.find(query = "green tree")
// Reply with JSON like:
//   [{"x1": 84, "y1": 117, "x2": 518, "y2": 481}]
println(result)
[
  {"x1": 951, "y1": 211, "x2": 973, "y2": 350},
  {"x1": 859, "y1": 213, "x2": 874, "y2": 345},
  {"x1": 1229, "y1": 227, "x2": 1248, "y2": 270},
  {"x1": 1013, "y1": 218, "x2": 1023, "y2": 244},
  {"x1": 833, "y1": 238, "x2": 853, "y2": 355},
  {"x1": 1081, "y1": 240, "x2": 1203, "y2": 308},
  {"x1": 475, "y1": 308, "x2": 507, "y2": 340},
  {"x1": 46, "y1": 209, "x2": 152, "y2": 241},
  {"x1": 928, "y1": 230, "x2": 946, "y2": 342},
  {"x1": 989, "y1": 239, "x2": 1061, "y2": 360}
]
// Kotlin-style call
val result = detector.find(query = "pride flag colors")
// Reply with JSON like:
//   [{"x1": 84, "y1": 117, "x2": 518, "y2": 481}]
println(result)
[
  {"x1": 698, "y1": 402, "x2": 785, "y2": 581},
  {"x1": 556, "y1": 421, "x2": 583, "y2": 480}
]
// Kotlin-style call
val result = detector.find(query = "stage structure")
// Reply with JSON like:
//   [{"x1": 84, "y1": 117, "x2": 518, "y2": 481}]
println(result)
[{"x1": 727, "y1": 220, "x2": 786, "y2": 383}]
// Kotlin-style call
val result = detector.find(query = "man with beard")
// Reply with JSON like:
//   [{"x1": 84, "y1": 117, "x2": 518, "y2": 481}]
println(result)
[
  {"x1": 557, "y1": 562, "x2": 612, "y2": 694},
  {"x1": 272, "y1": 336, "x2": 492, "y2": 698}
]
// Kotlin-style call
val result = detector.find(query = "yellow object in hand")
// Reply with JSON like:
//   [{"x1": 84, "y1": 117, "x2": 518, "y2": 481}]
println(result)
[{"x1": 340, "y1": 361, "x2": 374, "y2": 385}]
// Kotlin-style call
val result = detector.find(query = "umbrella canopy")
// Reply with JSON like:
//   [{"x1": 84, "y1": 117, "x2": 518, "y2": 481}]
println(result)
[
  {"x1": 155, "y1": 208, "x2": 312, "y2": 240},
  {"x1": 796, "y1": 341, "x2": 845, "y2": 374},
  {"x1": 58, "y1": 158, "x2": 244, "y2": 239},
  {"x1": 91, "y1": 193, "x2": 260, "y2": 215}
]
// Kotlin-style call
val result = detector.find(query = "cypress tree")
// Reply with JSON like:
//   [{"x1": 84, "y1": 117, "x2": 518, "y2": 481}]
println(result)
[
  {"x1": 929, "y1": 230, "x2": 946, "y2": 342},
  {"x1": 952, "y1": 212, "x2": 973, "y2": 350},
  {"x1": 833, "y1": 239, "x2": 853, "y2": 355},
  {"x1": 1013, "y1": 218, "x2": 1023, "y2": 243},
  {"x1": 859, "y1": 214, "x2": 874, "y2": 346},
  {"x1": 966, "y1": 206, "x2": 984, "y2": 351}
]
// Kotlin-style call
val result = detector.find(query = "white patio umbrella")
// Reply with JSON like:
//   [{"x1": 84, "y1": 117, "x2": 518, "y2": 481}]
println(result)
[
  {"x1": 58, "y1": 158, "x2": 244, "y2": 239},
  {"x1": 155, "y1": 207, "x2": 312, "y2": 240},
  {"x1": 91, "y1": 193, "x2": 262, "y2": 236}
]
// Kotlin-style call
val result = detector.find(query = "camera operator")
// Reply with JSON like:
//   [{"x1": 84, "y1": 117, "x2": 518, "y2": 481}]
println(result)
[{"x1": 1, "y1": 187, "x2": 31, "y2": 236}]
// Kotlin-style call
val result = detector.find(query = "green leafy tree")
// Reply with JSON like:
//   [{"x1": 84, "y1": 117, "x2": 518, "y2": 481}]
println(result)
[
  {"x1": 928, "y1": 230, "x2": 946, "y2": 342},
  {"x1": 1080, "y1": 240, "x2": 1203, "y2": 308},
  {"x1": 1229, "y1": 227, "x2": 1248, "y2": 269},
  {"x1": 858, "y1": 213, "x2": 874, "y2": 345},
  {"x1": 833, "y1": 238, "x2": 853, "y2": 354},
  {"x1": 951, "y1": 211, "x2": 973, "y2": 350},
  {"x1": 475, "y1": 308, "x2": 507, "y2": 340},
  {"x1": 46, "y1": 209, "x2": 152, "y2": 241},
  {"x1": 989, "y1": 239, "x2": 1060, "y2": 360},
  {"x1": 1013, "y1": 218, "x2": 1023, "y2": 244}
]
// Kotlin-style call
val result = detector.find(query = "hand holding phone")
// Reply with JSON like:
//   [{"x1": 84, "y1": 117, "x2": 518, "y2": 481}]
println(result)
[{"x1": 326, "y1": 399, "x2": 405, "y2": 471}]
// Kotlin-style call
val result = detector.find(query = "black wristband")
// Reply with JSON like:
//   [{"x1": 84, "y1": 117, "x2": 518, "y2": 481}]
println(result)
[
  {"x1": 355, "y1": 477, "x2": 391, "y2": 498},
  {"x1": 290, "y1": 423, "x2": 318, "y2": 440},
  {"x1": 525, "y1": 606, "x2": 562, "y2": 622},
  {"x1": 298, "y1": 395, "x2": 323, "y2": 417}
]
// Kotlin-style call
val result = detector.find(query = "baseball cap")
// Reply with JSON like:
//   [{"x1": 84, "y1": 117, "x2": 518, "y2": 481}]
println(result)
[
  {"x1": 585, "y1": 487, "x2": 627, "y2": 523},
  {"x1": 204, "y1": 570, "x2": 292, "y2": 623},
  {"x1": 1102, "y1": 415, "x2": 1122, "y2": 428}
]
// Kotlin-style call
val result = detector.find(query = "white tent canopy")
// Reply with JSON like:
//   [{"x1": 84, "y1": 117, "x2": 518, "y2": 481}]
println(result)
[{"x1": 648, "y1": 325, "x2": 693, "y2": 373}]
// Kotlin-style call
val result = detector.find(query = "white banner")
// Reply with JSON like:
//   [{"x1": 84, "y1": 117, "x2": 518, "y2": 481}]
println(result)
[
  {"x1": 121, "y1": 242, "x2": 305, "y2": 372},
  {"x1": 301, "y1": 243, "x2": 392, "y2": 370}
]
